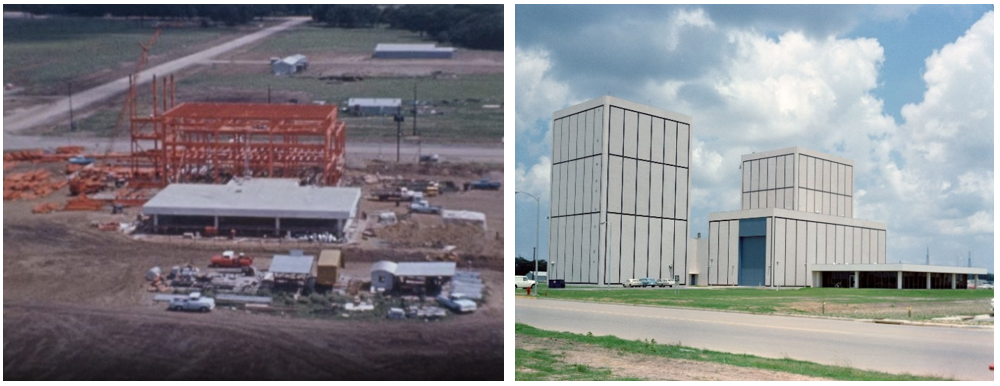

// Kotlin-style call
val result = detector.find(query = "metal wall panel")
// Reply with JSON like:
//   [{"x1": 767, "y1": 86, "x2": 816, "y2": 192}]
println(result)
[
  {"x1": 676, "y1": 168, "x2": 689, "y2": 220},
  {"x1": 638, "y1": 114, "x2": 651, "y2": 161},
  {"x1": 835, "y1": 225, "x2": 846, "y2": 264},
  {"x1": 776, "y1": 190, "x2": 784, "y2": 210},
  {"x1": 878, "y1": 230, "x2": 886, "y2": 264},
  {"x1": 578, "y1": 112, "x2": 587, "y2": 159},
  {"x1": 622, "y1": 159, "x2": 637, "y2": 214},
  {"x1": 795, "y1": 220, "x2": 807, "y2": 281},
  {"x1": 577, "y1": 161, "x2": 587, "y2": 213},
  {"x1": 662, "y1": 219, "x2": 675, "y2": 281},
  {"x1": 608, "y1": 214, "x2": 621, "y2": 284},
  {"x1": 825, "y1": 160, "x2": 834, "y2": 192},
  {"x1": 797, "y1": 189, "x2": 806, "y2": 211},
  {"x1": 592, "y1": 157, "x2": 603, "y2": 211},
  {"x1": 589, "y1": 215, "x2": 599, "y2": 283},
  {"x1": 557, "y1": 163, "x2": 566, "y2": 215},
  {"x1": 651, "y1": 117, "x2": 664, "y2": 163},
  {"x1": 750, "y1": 160, "x2": 760, "y2": 191},
  {"x1": 776, "y1": 156, "x2": 785, "y2": 188},
  {"x1": 767, "y1": 190, "x2": 776, "y2": 208},
  {"x1": 759, "y1": 188, "x2": 767, "y2": 209},
  {"x1": 846, "y1": 166, "x2": 853, "y2": 196},
  {"x1": 806, "y1": 190, "x2": 814, "y2": 213},
  {"x1": 548, "y1": 217, "x2": 556, "y2": 279},
  {"x1": 675, "y1": 222, "x2": 687, "y2": 284},
  {"x1": 806, "y1": 222, "x2": 817, "y2": 267},
  {"x1": 844, "y1": 225, "x2": 854, "y2": 264},
  {"x1": 785, "y1": 155, "x2": 795, "y2": 187},
  {"x1": 609, "y1": 107, "x2": 624, "y2": 155},
  {"x1": 727, "y1": 221, "x2": 739, "y2": 285},
  {"x1": 566, "y1": 114, "x2": 577, "y2": 161},
  {"x1": 567, "y1": 161, "x2": 577, "y2": 214},
  {"x1": 742, "y1": 161, "x2": 751, "y2": 193},
  {"x1": 567, "y1": 216, "x2": 577, "y2": 282},
  {"x1": 826, "y1": 224, "x2": 835, "y2": 266},
  {"x1": 649, "y1": 163, "x2": 663, "y2": 217},
  {"x1": 649, "y1": 219, "x2": 662, "y2": 278},
  {"x1": 767, "y1": 157, "x2": 777, "y2": 189},
  {"x1": 621, "y1": 216, "x2": 635, "y2": 281},
  {"x1": 807, "y1": 157, "x2": 816, "y2": 189},
  {"x1": 798, "y1": 155, "x2": 808, "y2": 189},
  {"x1": 635, "y1": 217, "x2": 649, "y2": 278},
  {"x1": 775, "y1": 218, "x2": 786, "y2": 286},
  {"x1": 822, "y1": 192, "x2": 831, "y2": 215},
  {"x1": 608, "y1": 156, "x2": 623, "y2": 213},
  {"x1": 636, "y1": 161, "x2": 650, "y2": 216},
  {"x1": 853, "y1": 228, "x2": 862, "y2": 265},
  {"x1": 677, "y1": 123, "x2": 690, "y2": 168},
  {"x1": 663, "y1": 167, "x2": 676, "y2": 218},
  {"x1": 561, "y1": 117, "x2": 571, "y2": 164},
  {"x1": 786, "y1": 188, "x2": 795, "y2": 209},
  {"x1": 551, "y1": 165, "x2": 560, "y2": 217},
  {"x1": 555, "y1": 217, "x2": 565, "y2": 280},
  {"x1": 664, "y1": 121, "x2": 677, "y2": 165},
  {"x1": 742, "y1": 193, "x2": 751, "y2": 210},
  {"x1": 861, "y1": 229, "x2": 870, "y2": 264},
  {"x1": 869, "y1": 229, "x2": 878, "y2": 265},
  {"x1": 583, "y1": 109, "x2": 595, "y2": 157},
  {"x1": 718, "y1": 221, "x2": 730, "y2": 285},
  {"x1": 708, "y1": 221, "x2": 719, "y2": 285},
  {"x1": 838, "y1": 196, "x2": 846, "y2": 217},
  {"x1": 577, "y1": 216, "x2": 586, "y2": 282},
  {"x1": 552, "y1": 118, "x2": 562, "y2": 162},
  {"x1": 583, "y1": 160, "x2": 593, "y2": 214},
  {"x1": 594, "y1": 107, "x2": 604, "y2": 155},
  {"x1": 816, "y1": 223, "x2": 828, "y2": 264},
  {"x1": 624, "y1": 111, "x2": 638, "y2": 158}
]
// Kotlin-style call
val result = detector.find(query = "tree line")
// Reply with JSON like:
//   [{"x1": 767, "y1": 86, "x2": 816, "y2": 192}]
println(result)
[
  {"x1": 4, "y1": 4, "x2": 503, "y2": 50},
  {"x1": 514, "y1": 256, "x2": 548, "y2": 276}
]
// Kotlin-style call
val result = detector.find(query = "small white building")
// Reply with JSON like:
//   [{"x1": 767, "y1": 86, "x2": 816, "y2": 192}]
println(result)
[
  {"x1": 272, "y1": 54, "x2": 308, "y2": 75},
  {"x1": 373, "y1": 43, "x2": 455, "y2": 59},
  {"x1": 370, "y1": 261, "x2": 456, "y2": 292},
  {"x1": 347, "y1": 98, "x2": 402, "y2": 116},
  {"x1": 442, "y1": 210, "x2": 487, "y2": 230}
]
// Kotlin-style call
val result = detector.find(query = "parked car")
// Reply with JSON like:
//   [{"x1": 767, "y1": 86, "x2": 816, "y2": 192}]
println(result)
[
  {"x1": 639, "y1": 278, "x2": 657, "y2": 287},
  {"x1": 514, "y1": 276, "x2": 536, "y2": 289},
  {"x1": 409, "y1": 199, "x2": 442, "y2": 214},
  {"x1": 656, "y1": 278, "x2": 677, "y2": 288},
  {"x1": 168, "y1": 292, "x2": 215, "y2": 312},
  {"x1": 623, "y1": 278, "x2": 643, "y2": 288}
]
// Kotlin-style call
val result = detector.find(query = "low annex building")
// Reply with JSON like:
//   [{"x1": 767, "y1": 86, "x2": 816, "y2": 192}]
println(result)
[
  {"x1": 372, "y1": 43, "x2": 455, "y2": 59},
  {"x1": 142, "y1": 178, "x2": 360, "y2": 238},
  {"x1": 696, "y1": 147, "x2": 986, "y2": 288},
  {"x1": 371, "y1": 261, "x2": 456, "y2": 292}
]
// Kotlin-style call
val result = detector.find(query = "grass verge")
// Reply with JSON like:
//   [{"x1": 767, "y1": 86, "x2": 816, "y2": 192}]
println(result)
[
  {"x1": 516, "y1": 347, "x2": 644, "y2": 381},
  {"x1": 515, "y1": 323, "x2": 951, "y2": 381}
]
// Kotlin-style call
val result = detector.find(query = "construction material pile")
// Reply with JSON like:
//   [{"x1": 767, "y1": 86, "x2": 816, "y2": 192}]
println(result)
[
  {"x1": 3, "y1": 169, "x2": 68, "y2": 201},
  {"x1": 63, "y1": 194, "x2": 105, "y2": 211},
  {"x1": 69, "y1": 169, "x2": 107, "y2": 196},
  {"x1": 32, "y1": 202, "x2": 62, "y2": 214}
]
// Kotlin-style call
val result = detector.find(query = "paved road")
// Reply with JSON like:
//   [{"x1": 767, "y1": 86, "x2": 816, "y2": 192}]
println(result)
[
  {"x1": 516, "y1": 298, "x2": 994, "y2": 381},
  {"x1": 2, "y1": 17, "x2": 310, "y2": 134}
]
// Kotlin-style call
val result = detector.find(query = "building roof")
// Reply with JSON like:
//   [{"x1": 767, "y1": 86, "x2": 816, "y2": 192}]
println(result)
[
  {"x1": 370, "y1": 261, "x2": 456, "y2": 277},
  {"x1": 142, "y1": 179, "x2": 361, "y2": 220},
  {"x1": 281, "y1": 54, "x2": 307, "y2": 65},
  {"x1": 347, "y1": 98, "x2": 402, "y2": 107},
  {"x1": 318, "y1": 249, "x2": 343, "y2": 268},
  {"x1": 741, "y1": 146, "x2": 854, "y2": 166},
  {"x1": 270, "y1": 254, "x2": 315, "y2": 275},
  {"x1": 374, "y1": 43, "x2": 455, "y2": 53}
]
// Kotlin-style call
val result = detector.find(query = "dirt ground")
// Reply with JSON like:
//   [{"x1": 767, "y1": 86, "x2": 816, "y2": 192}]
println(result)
[
  {"x1": 516, "y1": 335, "x2": 830, "y2": 381},
  {"x1": 3, "y1": 164, "x2": 504, "y2": 380}
]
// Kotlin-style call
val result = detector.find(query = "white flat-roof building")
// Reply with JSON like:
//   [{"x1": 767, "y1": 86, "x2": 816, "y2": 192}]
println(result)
[
  {"x1": 549, "y1": 96, "x2": 693, "y2": 286},
  {"x1": 347, "y1": 98, "x2": 402, "y2": 116},
  {"x1": 373, "y1": 43, "x2": 455, "y2": 59},
  {"x1": 142, "y1": 178, "x2": 360, "y2": 237}
]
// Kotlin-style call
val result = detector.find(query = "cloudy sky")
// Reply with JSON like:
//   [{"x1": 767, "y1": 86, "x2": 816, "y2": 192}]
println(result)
[{"x1": 514, "y1": 4, "x2": 994, "y2": 272}]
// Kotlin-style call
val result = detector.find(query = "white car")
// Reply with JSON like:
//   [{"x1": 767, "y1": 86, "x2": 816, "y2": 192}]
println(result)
[
  {"x1": 514, "y1": 276, "x2": 536, "y2": 290},
  {"x1": 168, "y1": 292, "x2": 216, "y2": 312},
  {"x1": 623, "y1": 278, "x2": 643, "y2": 288}
]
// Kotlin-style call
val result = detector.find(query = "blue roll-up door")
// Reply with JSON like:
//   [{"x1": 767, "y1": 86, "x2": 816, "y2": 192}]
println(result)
[{"x1": 738, "y1": 218, "x2": 767, "y2": 286}]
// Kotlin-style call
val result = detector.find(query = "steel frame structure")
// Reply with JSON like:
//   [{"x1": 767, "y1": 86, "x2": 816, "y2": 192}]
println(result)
[{"x1": 129, "y1": 74, "x2": 347, "y2": 187}]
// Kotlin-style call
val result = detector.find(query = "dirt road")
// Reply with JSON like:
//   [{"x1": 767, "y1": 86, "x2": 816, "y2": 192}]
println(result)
[{"x1": 2, "y1": 17, "x2": 310, "y2": 134}]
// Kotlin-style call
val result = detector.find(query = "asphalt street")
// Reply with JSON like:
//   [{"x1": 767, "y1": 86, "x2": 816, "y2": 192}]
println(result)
[{"x1": 516, "y1": 298, "x2": 994, "y2": 381}]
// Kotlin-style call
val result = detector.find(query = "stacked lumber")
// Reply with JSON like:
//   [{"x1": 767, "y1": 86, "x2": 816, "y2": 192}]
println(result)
[
  {"x1": 55, "y1": 146, "x2": 85, "y2": 155},
  {"x1": 3, "y1": 161, "x2": 16, "y2": 172},
  {"x1": 69, "y1": 169, "x2": 106, "y2": 196},
  {"x1": 3, "y1": 149, "x2": 45, "y2": 162},
  {"x1": 63, "y1": 195, "x2": 105, "y2": 211},
  {"x1": 3, "y1": 169, "x2": 66, "y2": 201},
  {"x1": 32, "y1": 202, "x2": 62, "y2": 214}
]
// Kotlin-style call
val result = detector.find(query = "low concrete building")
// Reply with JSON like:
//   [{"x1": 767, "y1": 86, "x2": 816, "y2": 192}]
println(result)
[
  {"x1": 373, "y1": 43, "x2": 455, "y2": 59},
  {"x1": 142, "y1": 178, "x2": 360, "y2": 238},
  {"x1": 347, "y1": 98, "x2": 402, "y2": 116},
  {"x1": 272, "y1": 54, "x2": 308, "y2": 75}
]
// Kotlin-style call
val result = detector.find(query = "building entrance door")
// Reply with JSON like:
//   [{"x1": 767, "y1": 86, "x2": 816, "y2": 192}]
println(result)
[{"x1": 739, "y1": 236, "x2": 766, "y2": 286}]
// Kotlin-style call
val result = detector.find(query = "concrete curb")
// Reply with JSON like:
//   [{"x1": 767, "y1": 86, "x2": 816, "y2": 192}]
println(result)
[{"x1": 517, "y1": 297, "x2": 995, "y2": 330}]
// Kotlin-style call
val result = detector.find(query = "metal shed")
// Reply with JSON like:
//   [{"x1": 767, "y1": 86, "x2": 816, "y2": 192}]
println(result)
[
  {"x1": 272, "y1": 54, "x2": 308, "y2": 75},
  {"x1": 269, "y1": 254, "x2": 315, "y2": 278},
  {"x1": 371, "y1": 261, "x2": 399, "y2": 291},
  {"x1": 370, "y1": 261, "x2": 456, "y2": 292},
  {"x1": 373, "y1": 43, "x2": 455, "y2": 59}
]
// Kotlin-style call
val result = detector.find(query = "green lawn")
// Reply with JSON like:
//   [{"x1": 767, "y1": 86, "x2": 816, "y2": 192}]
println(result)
[
  {"x1": 516, "y1": 347, "x2": 645, "y2": 381},
  {"x1": 516, "y1": 323, "x2": 951, "y2": 381},
  {"x1": 530, "y1": 286, "x2": 993, "y2": 320},
  {"x1": 4, "y1": 17, "x2": 239, "y2": 94}
]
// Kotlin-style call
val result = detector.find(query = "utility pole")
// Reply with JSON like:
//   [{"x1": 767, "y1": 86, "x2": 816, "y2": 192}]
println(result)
[
  {"x1": 394, "y1": 109, "x2": 404, "y2": 164},
  {"x1": 515, "y1": 191, "x2": 540, "y2": 296},
  {"x1": 412, "y1": 82, "x2": 418, "y2": 136}
]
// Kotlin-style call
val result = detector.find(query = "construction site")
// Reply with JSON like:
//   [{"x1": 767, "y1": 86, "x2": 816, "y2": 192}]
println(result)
[{"x1": 4, "y1": 13, "x2": 503, "y2": 381}]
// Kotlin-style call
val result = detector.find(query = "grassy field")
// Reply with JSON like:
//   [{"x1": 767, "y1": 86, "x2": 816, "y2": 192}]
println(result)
[
  {"x1": 3, "y1": 17, "x2": 240, "y2": 94},
  {"x1": 515, "y1": 323, "x2": 950, "y2": 381},
  {"x1": 516, "y1": 347, "x2": 644, "y2": 381},
  {"x1": 241, "y1": 24, "x2": 431, "y2": 57},
  {"x1": 529, "y1": 286, "x2": 994, "y2": 320},
  {"x1": 177, "y1": 70, "x2": 503, "y2": 142}
]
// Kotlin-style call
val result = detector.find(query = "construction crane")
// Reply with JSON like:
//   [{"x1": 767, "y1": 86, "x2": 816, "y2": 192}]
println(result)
[{"x1": 104, "y1": 28, "x2": 161, "y2": 157}]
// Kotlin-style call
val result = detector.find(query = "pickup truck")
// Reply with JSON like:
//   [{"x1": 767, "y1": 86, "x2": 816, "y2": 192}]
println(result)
[
  {"x1": 409, "y1": 199, "x2": 442, "y2": 214},
  {"x1": 467, "y1": 178, "x2": 501, "y2": 190},
  {"x1": 168, "y1": 292, "x2": 215, "y2": 312},
  {"x1": 209, "y1": 251, "x2": 253, "y2": 268},
  {"x1": 514, "y1": 276, "x2": 536, "y2": 289}
]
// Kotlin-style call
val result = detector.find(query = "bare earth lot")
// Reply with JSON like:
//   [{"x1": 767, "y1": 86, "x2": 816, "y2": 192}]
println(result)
[{"x1": 3, "y1": 165, "x2": 504, "y2": 380}]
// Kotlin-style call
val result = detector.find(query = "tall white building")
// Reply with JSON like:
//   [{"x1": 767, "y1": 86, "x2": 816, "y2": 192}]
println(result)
[{"x1": 549, "y1": 96, "x2": 692, "y2": 285}]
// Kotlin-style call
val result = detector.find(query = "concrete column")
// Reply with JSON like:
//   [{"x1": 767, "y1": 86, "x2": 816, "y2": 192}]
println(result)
[
  {"x1": 897, "y1": 271, "x2": 902, "y2": 289},
  {"x1": 153, "y1": 214, "x2": 159, "y2": 227},
  {"x1": 951, "y1": 273, "x2": 956, "y2": 289},
  {"x1": 275, "y1": 218, "x2": 281, "y2": 236},
  {"x1": 926, "y1": 272, "x2": 931, "y2": 289},
  {"x1": 854, "y1": 271, "x2": 859, "y2": 289},
  {"x1": 214, "y1": 216, "x2": 219, "y2": 228}
]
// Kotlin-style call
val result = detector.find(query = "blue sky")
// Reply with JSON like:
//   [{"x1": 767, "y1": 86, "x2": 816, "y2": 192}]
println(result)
[{"x1": 514, "y1": 5, "x2": 994, "y2": 272}]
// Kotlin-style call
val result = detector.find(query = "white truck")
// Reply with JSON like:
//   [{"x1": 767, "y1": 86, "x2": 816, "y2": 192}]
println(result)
[
  {"x1": 409, "y1": 199, "x2": 442, "y2": 214},
  {"x1": 513, "y1": 276, "x2": 536, "y2": 290}
]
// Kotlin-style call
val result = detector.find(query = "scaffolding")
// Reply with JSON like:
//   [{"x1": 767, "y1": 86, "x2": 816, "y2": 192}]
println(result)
[{"x1": 128, "y1": 74, "x2": 347, "y2": 187}]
